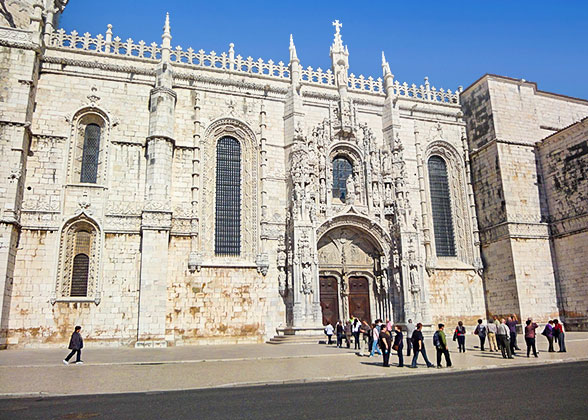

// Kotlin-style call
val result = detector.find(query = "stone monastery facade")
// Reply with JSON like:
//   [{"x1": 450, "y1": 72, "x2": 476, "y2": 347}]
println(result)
[{"x1": 1, "y1": 1, "x2": 587, "y2": 347}]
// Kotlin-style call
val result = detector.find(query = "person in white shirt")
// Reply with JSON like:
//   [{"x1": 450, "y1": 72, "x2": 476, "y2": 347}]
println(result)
[{"x1": 324, "y1": 323, "x2": 334, "y2": 345}]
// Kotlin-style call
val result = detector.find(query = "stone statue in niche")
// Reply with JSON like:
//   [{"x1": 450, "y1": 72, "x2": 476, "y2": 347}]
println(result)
[
  {"x1": 346, "y1": 174, "x2": 355, "y2": 201},
  {"x1": 371, "y1": 151, "x2": 380, "y2": 174},
  {"x1": 372, "y1": 184, "x2": 381, "y2": 208},
  {"x1": 319, "y1": 178, "x2": 326, "y2": 203},
  {"x1": 382, "y1": 151, "x2": 392, "y2": 176},
  {"x1": 278, "y1": 267, "x2": 287, "y2": 297},
  {"x1": 409, "y1": 265, "x2": 420, "y2": 293},
  {"x1": 301, "y1": 262, "x2": 313, "y2": 294}
]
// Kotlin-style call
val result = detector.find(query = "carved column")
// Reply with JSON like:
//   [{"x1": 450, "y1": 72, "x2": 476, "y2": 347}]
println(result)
[
  {"x1": 255, "y1": 103, "x2": 269, "y2": 275},
  {"x1": 137, "y1": 14, "x2": 175, "y2": 346},
  {"x1": 414, "y1": 121, "x2": 433, "y2": 270},
  {"x1": 461, "y1": 127, "x2": 483, "y2": 273},
  {"x1": 188, "y1": 92, "x2": 202, "y2": 273}
]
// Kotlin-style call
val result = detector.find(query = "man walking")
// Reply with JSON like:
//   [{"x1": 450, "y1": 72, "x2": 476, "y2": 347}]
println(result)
[
  {"x1": 409, "y1": 323, "x2": 434, "y2": 368},
  {"x1": 487, "y1": 319, "x2": 498, "y2": 352},
  {"x1": 474, "y1": 319, "x2": 487, "y2": 351},
  {"x1": 393, "y1": 324, "x2": 404, "y2": 367},
  {"x1": 434, "y1": 323, "x2": 452, "y2": 368},
  {"x1": 406, "y1": 319, "x2": 415, "y2": 357},
  {"x1": 63, "y1": 325, "x2": 84, "y2": 365},
  {"x1": 497, "y1": 319, "x2": 513, "y2": 359}
]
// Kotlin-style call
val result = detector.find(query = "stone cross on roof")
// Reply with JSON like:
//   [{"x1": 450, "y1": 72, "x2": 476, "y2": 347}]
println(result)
[{"x1": 332, "y1": 20, "x2": 342, "y2": 34}]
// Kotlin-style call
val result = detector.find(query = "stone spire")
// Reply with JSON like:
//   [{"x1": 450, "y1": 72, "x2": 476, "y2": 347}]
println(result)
[
  {"x1": 156, "y1": 13, "x2": 173, "y2": 89},
  {"x1": 289, "y1": 34, "x2": 298, "y2": 63},
  {"x1": 381, "y1": 51, "x2": 394, "y2": 96},
  {"x1": 161, "y1": 12, "x2": 172, "y2": 63}
]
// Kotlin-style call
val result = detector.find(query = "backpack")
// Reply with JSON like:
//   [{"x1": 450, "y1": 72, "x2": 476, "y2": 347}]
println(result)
[{"x1": 433, "y1": 331, "x2": 441, "y2": 348}]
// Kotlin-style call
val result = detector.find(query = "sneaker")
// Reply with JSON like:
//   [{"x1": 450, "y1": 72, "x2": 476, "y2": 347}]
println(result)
[
  {"x1": 62, "y1": 360, "x2": 68, "y2": 365},
  {"x1": 75, "y1": 361, "x2": 84, "y2": 365},
  {"x1": 427, "y1": 364, "x2": 435, "y2": 368}
]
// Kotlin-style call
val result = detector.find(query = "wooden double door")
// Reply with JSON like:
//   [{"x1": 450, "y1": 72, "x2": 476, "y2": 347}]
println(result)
[{"x1": 319, "y1": 275, "x2": 371, "y2": 326}]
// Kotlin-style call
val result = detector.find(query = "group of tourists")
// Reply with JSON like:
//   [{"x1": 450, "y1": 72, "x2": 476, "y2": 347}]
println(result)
[{"x1": 324, "y1": 314, "x2": 568, "y2": 368}]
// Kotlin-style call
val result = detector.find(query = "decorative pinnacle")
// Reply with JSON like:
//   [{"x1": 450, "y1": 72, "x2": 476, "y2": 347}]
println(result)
[
  {"x1": 381, "y1": 51, "x2": 391, "y2": 76},
  {"x1": 289, "y1": 34, "x2": 298, "y2": 62},
  {"x1": 162, "y1": 12, "x2": 172, "y2": 45}
]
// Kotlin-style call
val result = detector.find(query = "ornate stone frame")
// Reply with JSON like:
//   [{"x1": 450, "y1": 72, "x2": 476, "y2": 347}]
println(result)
[
  {"x1": 316, "y1": 215, "x2": 390, "y2": 322},
  {"x1": 65, "y1": 106, "x2": 111, "y2": 186},
  {"x1": 201, "y1": 118, "x2": 259, "y2": 262},
  {"x1": 53, "y1": 212, "x2": 103, "y2": 305},
  {"x1": 328, "y1": 142, "x2": 364, "y2": 206},
  {"x1": 424, "y1": 140, "x2": 475, "y2": 264}
]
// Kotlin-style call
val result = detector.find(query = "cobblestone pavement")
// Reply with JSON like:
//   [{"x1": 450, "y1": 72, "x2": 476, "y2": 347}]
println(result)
[{"x1": 0, "y1": 332, "x2": 586, "y2": 397}]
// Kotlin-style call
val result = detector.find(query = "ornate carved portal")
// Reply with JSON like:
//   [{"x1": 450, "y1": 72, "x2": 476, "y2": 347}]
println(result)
[{"x1": 317, "y1": 225, "x2": 390, "y2": 324}]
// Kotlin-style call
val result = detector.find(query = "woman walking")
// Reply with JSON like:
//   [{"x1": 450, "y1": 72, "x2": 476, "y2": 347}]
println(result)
[
  {"x1": 524, "y1": 318, "x2": 538, "y2": 357},
  {"x1": 553, "y1": 319, "x2": 566, "y2": 352},
  {"x1": 454, "y1": 321, "x2": 466, "y2": 353}
]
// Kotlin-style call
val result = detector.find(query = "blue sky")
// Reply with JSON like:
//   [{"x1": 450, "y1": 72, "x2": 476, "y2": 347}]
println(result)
[{"x1": 60, "y1": 1, "x2": 588, "y2": 99}]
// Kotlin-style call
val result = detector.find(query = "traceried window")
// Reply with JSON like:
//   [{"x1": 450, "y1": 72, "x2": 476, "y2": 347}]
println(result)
[
  {"x1": 56, "y1": 216, "x2": 101, "y2": 301},
  {"x1": 70, "y1": 231, "x2": 91, "y2": 297},
  {"x1": 215, "y1": 137, "x2": 241, "y2": 256},
  {"x1": 80, "y1": 124, "x2": 101, "y2": 183},
  {"x1": 332, "y1": 157, "x2": 353, "y2": 202},
  {"x1": 428, "y1": 155, "x2": 456, "y2": 257}
]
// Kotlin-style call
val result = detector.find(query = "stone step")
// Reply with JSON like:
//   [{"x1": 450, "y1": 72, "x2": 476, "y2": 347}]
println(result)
[{"x1": 267, "y1": 335, "x2": 326, "y2": 345}]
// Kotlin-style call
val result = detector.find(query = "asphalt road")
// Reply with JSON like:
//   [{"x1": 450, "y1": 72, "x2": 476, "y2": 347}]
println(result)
[{"x1": 0, "y1": 361, "x2": 586, "y2": 420}]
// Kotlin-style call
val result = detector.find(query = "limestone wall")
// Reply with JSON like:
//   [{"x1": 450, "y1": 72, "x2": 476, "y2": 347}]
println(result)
[
  {"x1": 537, "y1": 118, "x2": 588, "y2": 329},
  {"x1": 427, "y1": 266, "x2": 485, "y2": 326}
]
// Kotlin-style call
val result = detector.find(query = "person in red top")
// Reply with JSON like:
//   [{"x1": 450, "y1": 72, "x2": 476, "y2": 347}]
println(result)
[
  {"x1": 524, "y1": 319, "x2": 539, "y2": 357},
  {"x1": 553, "y1": 319, "x2": 566, "y2": 352}
]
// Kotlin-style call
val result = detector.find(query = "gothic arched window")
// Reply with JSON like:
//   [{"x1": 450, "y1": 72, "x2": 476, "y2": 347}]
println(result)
[
  {"x1": 70, "y1": 230, "x2": 91, "y2": 296},
  {"x1": 428, "y1": 155, "x2": 456, "y2": 257},
  {"x1": 56, "y1": 216, "x2": 101, "y2": 301},
  {"x1": 215, "y1": 136, "x2": 241, "y2": 256},
  {"x1": 332, "y1": 157, "x2": 353, "y2": 202},
  {"x1": 80, "y1": 124, "x2": 101, "y2": 183}
]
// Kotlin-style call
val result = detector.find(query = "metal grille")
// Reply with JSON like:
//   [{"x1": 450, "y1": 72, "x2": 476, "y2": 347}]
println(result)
[
  {"x1": 428, "y1": 156, "x2": 456, "y2": 257},
  {"x1": 71, "y1": 230, "x2": 91, "y2": 297},
  {"x1": 332, "y1": 157, "x2": 353, "y2": 202},
  {"x1": 80, "y1": 124, "x2": 101, "y2": 183},
  {"x1": 215, "y1": 137, "x2": 241, "y2": 256},
  {"x1": 71, "y1": 254, "x2": 89, "y2": 296}
]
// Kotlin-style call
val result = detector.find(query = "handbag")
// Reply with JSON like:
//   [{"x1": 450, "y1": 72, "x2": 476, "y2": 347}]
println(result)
[{"x1": 392, "y1": 344, "x2": 399, "y2": 351}]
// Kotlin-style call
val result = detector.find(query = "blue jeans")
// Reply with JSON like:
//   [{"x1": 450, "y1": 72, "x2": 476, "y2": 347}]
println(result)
[
  {"x1": 410, "y1": 347, "x2": 433, "y2": 367},
  {"x1": 370, "y1": 338, "x2": 381, "y2": 356}
]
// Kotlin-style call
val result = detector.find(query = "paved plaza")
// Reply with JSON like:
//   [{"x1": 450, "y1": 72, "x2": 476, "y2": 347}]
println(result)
[{"x1": 0, "y1": 332, "x2": 586, "y2": 398}]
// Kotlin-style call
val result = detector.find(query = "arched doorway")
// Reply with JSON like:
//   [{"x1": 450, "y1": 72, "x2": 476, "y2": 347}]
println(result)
[{"x1": 317, "y1": 226, "x2": 384, "y2": 325}]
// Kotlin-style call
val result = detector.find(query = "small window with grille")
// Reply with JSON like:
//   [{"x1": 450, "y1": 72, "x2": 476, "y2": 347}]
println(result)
[
  {"x1": 215, "y1": 137, "x2": 241, "y2": 256},
  {"x1": 332, "y1": 157, "x2": 353, "y2": 202},
  {"x1": 80, "y1": 124, "x2": 101, "y2": 183},
  {"x1": 428, "y1": 155, "x2": 456, "y2": 257}
]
